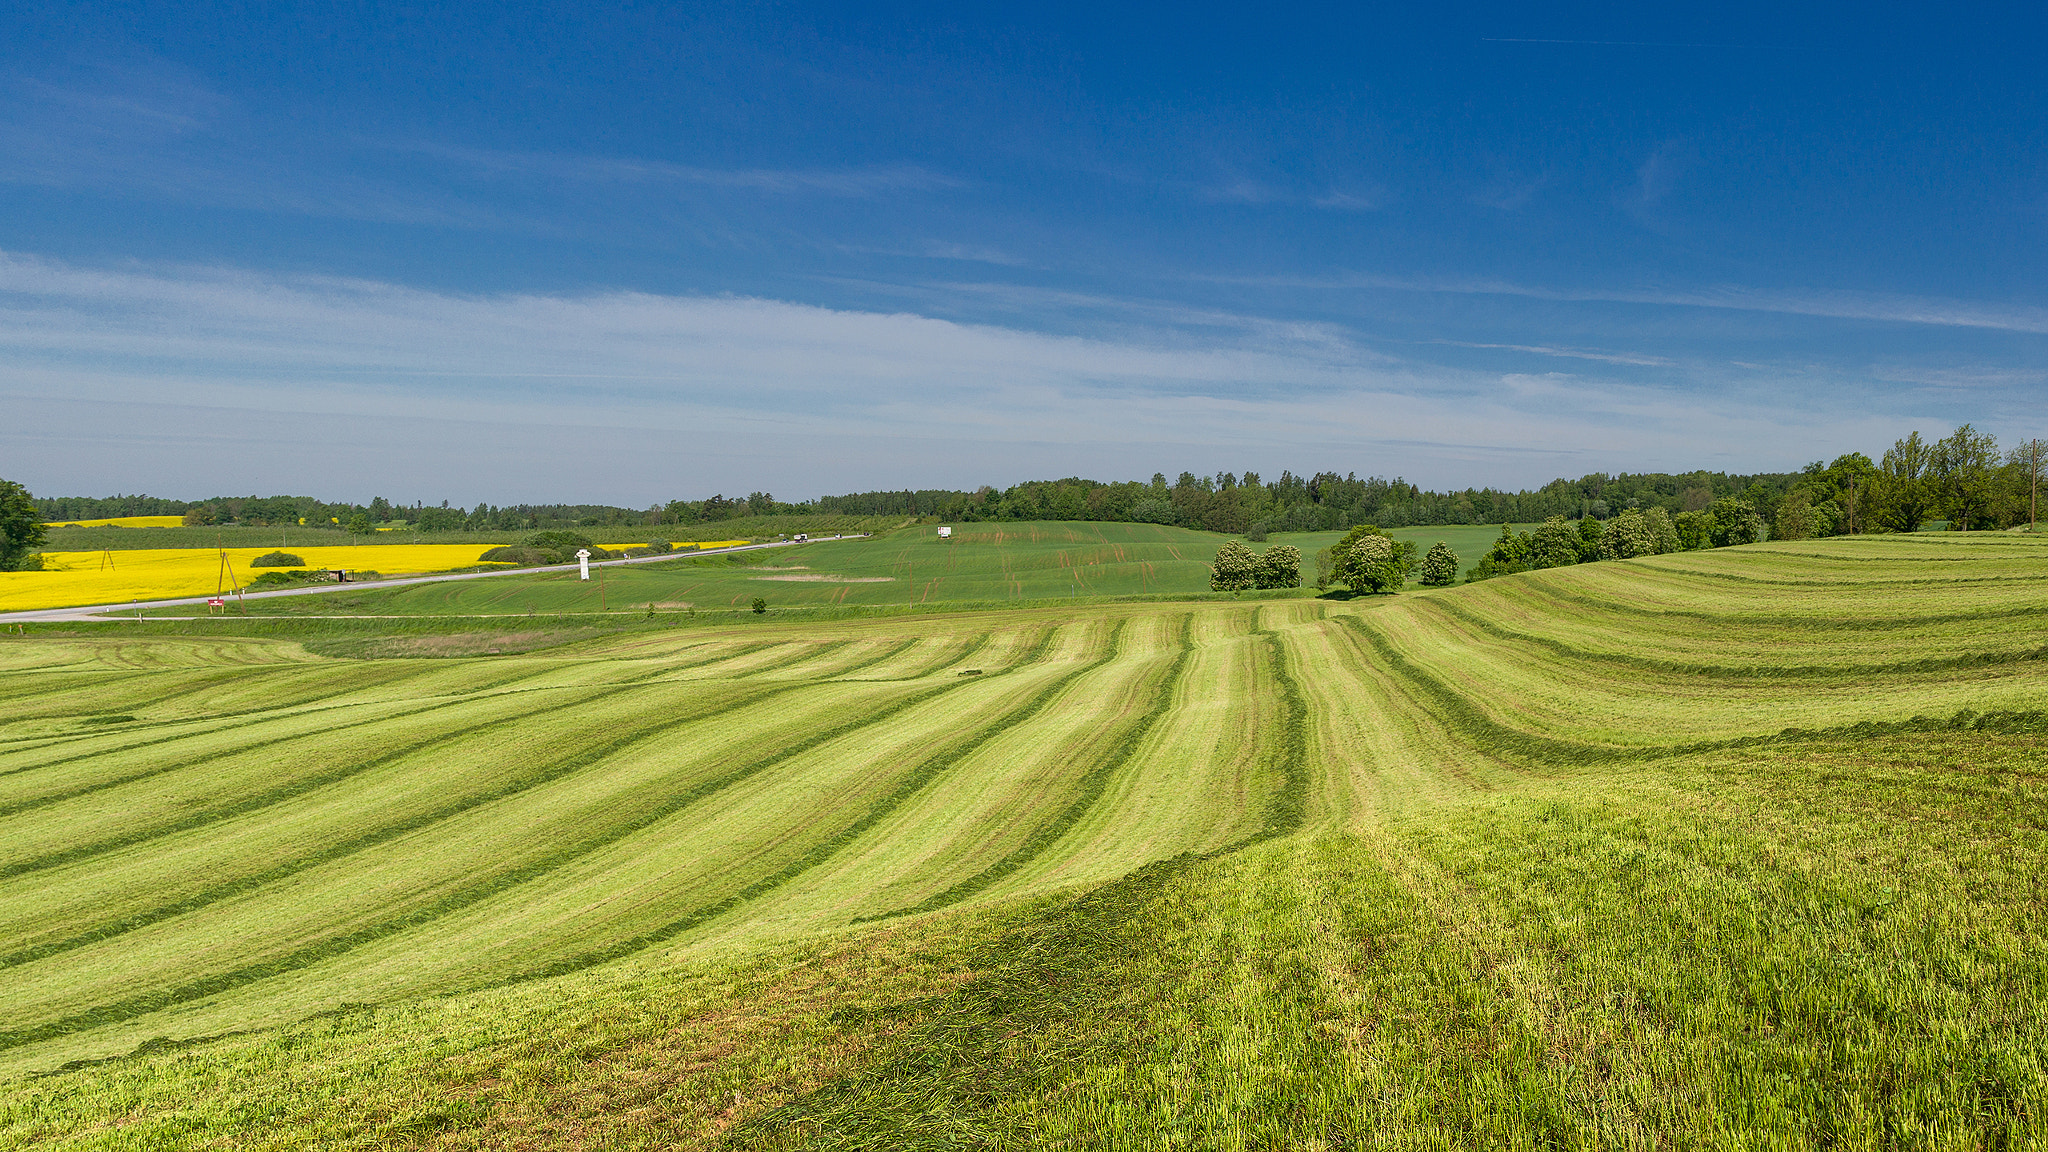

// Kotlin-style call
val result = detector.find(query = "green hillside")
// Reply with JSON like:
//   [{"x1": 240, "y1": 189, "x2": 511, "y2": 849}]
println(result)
[
  {"x1": 197, "y1": 520, "x2": 1519, "y2": 617},
  {"x1": 5, "y1": 533, "x2": 2047, "y2": 1147}
]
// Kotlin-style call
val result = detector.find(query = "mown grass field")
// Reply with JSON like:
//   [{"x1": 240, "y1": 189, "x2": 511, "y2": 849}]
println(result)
[
  {"x1": 191, "y1": 521, "x2": 1519, "y2": 618},
  {"x1": 4, "y1": 532, "x2": 2046, "y2": 1148}
]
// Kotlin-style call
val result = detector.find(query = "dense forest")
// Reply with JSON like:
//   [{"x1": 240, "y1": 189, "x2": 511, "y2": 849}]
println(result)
[{"x1": 32, "y1": 424, "x2": 2047, "y2": 539}]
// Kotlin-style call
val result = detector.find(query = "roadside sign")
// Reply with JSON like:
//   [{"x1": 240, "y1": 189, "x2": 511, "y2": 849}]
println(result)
[{"x1": 207, "y1": 597, "x2": 225, "y2": 608}]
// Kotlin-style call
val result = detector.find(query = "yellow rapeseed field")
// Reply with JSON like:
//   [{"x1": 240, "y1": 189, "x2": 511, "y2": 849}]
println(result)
[
  {"x1": 0, "y1": 546, "x2": 498, "y2": 612},
  {"x1": 38, "y1": 515, "x2": 186, "y2": 529}
]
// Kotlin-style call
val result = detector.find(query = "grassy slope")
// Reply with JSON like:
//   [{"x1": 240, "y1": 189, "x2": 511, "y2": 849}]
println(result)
[
  {"x1": 191, "y1": 520, "x2": 1523, "y2": 618},
  {"x1": 4, "y1": 533, "x2": 2047, "y2": 1147}
]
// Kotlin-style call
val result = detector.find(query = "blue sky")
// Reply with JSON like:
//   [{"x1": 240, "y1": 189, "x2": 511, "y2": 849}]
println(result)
[{"x1": 2, "y1": 1, "x2": 2043, "y2": 503}]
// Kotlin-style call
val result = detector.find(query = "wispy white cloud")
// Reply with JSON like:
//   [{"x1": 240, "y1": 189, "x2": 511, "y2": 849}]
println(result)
[
  {"x1": 1310, "y1": 190, "x2": 1382, "y2": 211},
  {"x1": 1198, "y1": 269, "x2": 2048, "y2": 336},
  {"x1": 1430, "y1": 340, "x2": 1673, "y2": 367},
  {"x1": 1199, "y1": 177, "x2": 1384, "y2": 211},
  {"x1": 0, "y1": 251, "x2": 1948, "y2": 500},
  {"x1": 401, "y1": 141, "x2": 962, "y2": 197}
]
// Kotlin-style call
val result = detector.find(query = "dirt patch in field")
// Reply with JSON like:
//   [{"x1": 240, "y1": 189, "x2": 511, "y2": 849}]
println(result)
[{"x1": 752, "y1": 574, "x2": 895, "y2": 583}]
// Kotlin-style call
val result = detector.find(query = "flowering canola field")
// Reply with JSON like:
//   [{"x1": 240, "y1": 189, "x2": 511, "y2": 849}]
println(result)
[
  {"x1": 0, "y1": 546, "x2": 497, "y2": 612},
  {"x1": 38, "y1": 516, "x2": 186, "y2": 529}
]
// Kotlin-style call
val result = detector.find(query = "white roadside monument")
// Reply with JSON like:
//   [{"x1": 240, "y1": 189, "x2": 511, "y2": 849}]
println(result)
[{"x1": 576, "y1": 548, "x2": 591, "y2": 580}]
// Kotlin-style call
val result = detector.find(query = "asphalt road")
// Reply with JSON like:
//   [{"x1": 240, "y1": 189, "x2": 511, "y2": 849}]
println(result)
[{"x1": 0, "y1": 536, "x2": 862, "y2": 624}]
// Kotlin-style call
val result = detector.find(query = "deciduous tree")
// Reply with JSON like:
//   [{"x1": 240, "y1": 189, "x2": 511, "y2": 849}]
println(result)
[
  {"x1": 1418, "y1": 541, "x2": 1459, "y2": 586},
  {"x1": 2011, "y1": 438, "x2": 2047, "y2": 530},
  {"x1": 1209, "y1": 540, "x2": 1258, "y2": 591},
  {"x1": 1673, "y1": 510, "x2": 1713, "y2": 551},
  {"x1": 1328, "y1": 526, "x2": 1414, "y2": 593},
  {"x1": 1598, "y1": 509, "x2": 1659, "y2": 559},
  {"x1": 1774, "y1": 492, "x2": 1816, "y2": 541},
  {"x1": 1708, "y1": 498, "x2": 1765, "y2": 546},
  {"x1": 1874, "y1": 432, "x2": 1933, "y2": 532},
  {"x1": 1929, "y1": 424, "x2": 2000, "y2": 531},
  {"x1": 1530, "y1": 517, "x2": 1581, "y2": 568},
  {"x1": 0, "y1": 479, "x2": 45, "y2": 571},
  {"x1": 1254, "y1": 544, "x2": 1301, "y2": 589},
  {"x1": 1639, "y1": 506, "x2": 1680, "y2": 554}
]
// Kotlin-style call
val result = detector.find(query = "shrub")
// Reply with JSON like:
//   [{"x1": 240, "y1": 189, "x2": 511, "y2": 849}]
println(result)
[
  {"x1": 1209, "y1": 541, "x2": 1258, "y2": 591},
  {"x1": 1254, "y1": 544, "x2": 1301, "y2": 589},
  {"x1": 248, "y1": 570, "x2": 307, "y2": 589},
  {"x1": 479, "y1": 545, "x2": 552, "y2": 566},
  {"x1": 1245, "y1": 523, "x2": 1269, "y2": 543},
  {"x1": 751, "y1": 597, "x2": 768, "y2": 614},
  {"x1": 250, "y1": 551, "x2": 305, "y2": 568},
  {"x1": 1419, "y1": 542, "x2": 1459, "y2": 586}
]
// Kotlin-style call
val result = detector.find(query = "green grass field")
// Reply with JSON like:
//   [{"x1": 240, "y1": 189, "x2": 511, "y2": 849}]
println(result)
[
  {"x1": 192, "y1": 520, "x2": 1520, "y2": 617},
  {"x1": 5, "y1": 531, "x2": 2047, "y2": 1148}
]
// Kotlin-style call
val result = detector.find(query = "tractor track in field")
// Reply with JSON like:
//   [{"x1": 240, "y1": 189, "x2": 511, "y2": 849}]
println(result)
[
  {"x1": 0, "y1": 665, "x2": 617, "y2": 818},
  {"x1": 0, "y1": 626, "x2": 1075, "y2": 1052},
  {"x1": 866, "y1": 615, "x2": 1197, "y2": 921},
  {"x1": 0, "y1": 637, "x2": 791, "y2": 783},
  {"x1": 1420, "y1": 597, "x2": 2048, "y2": 680},
  {"x1": 508, "y1": 623, "x2": 1126, "y2": 981},
  {"x1": 0, "y1": 662, "x2": 550, "y2": 762},
  {"x1": 0, "y1": 679, "x2": 825, "y2": 972}
]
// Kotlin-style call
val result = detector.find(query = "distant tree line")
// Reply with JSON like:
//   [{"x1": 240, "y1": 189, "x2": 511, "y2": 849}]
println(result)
[{"x1": 25, "y1": 423, "x2": 2048, "y2": 541}]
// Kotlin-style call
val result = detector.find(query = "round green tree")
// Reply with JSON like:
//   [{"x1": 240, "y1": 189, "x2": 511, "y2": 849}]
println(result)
[
  {"x1": 1210, "y1": 540, "x2": 1258, "y2": 591},
  {"x1": 0, "y1": 478, "x2": 46, "y2": 572},
  {"x1": 1418, "y1": 541, "x2": 1459, "y2": 586},
  {"x1": 1329, "y1": 528, "x2": 1412, "y2": 593},
  {"x1": 1598, "y1": 509, "x2": 1657, "y2": 560},
  {"x1": 1254, "y1": 544, "x2": 1301, "y2": 589}
]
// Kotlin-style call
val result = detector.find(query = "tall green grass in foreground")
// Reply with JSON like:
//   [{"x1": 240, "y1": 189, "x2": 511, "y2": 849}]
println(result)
[{"x1": 3, "y1": 532, "x2": 2047, "y2": 1148}]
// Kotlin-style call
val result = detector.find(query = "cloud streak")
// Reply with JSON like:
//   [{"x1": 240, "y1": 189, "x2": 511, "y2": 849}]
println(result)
[
  {"x1": 0, "y1": 252, "x2": 1955, "y2": 501},
  {"x1": 1201, "y1": 270, "x2": 2048, "y2": 336}
]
